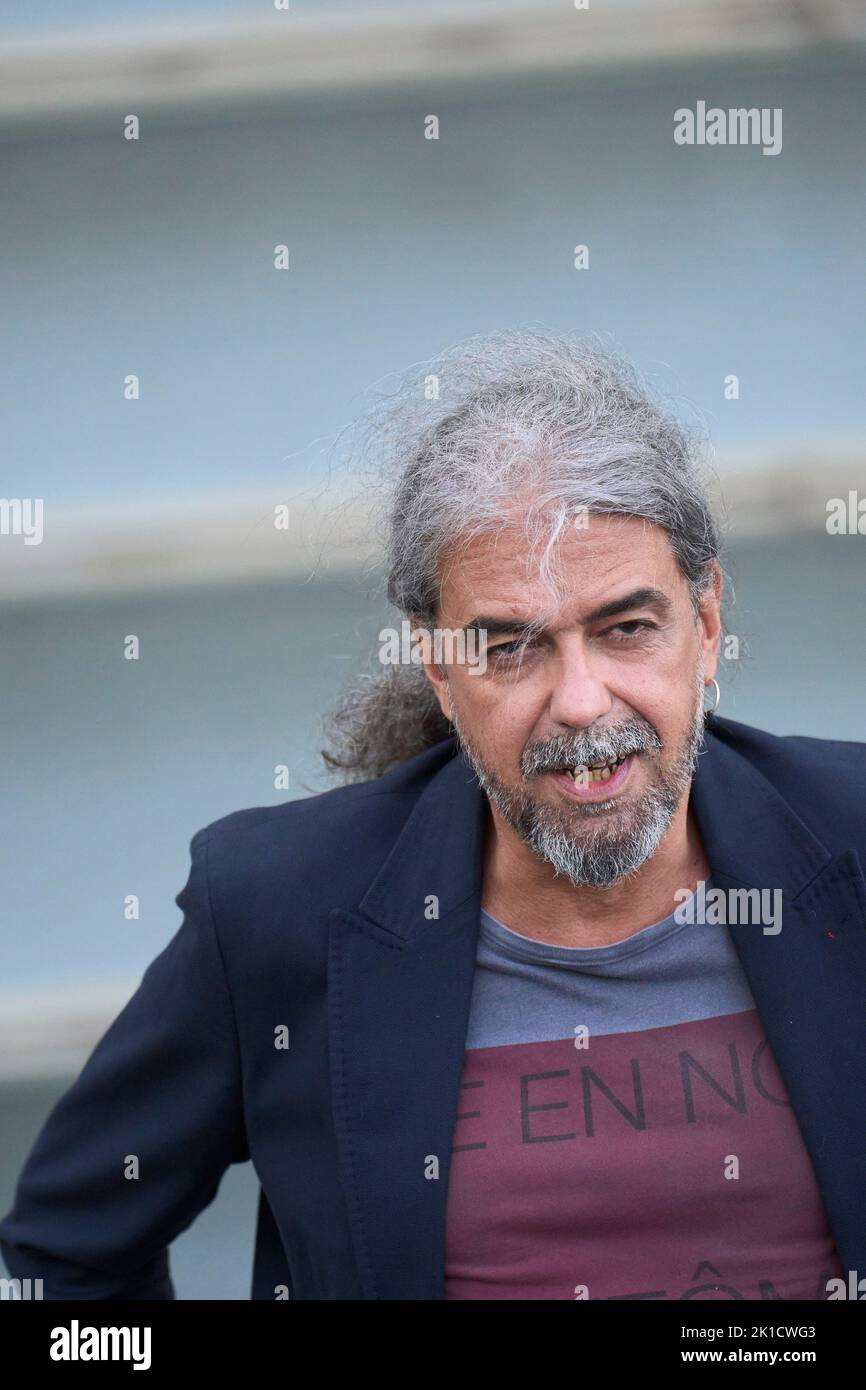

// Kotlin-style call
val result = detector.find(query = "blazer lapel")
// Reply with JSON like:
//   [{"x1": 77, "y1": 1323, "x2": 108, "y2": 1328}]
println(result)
[
  {"x1": 328, "y1": 743, "x2": 486, "y2": 1299},
  {"x1": 691, "y1": 722, "x2": 866, "y2": 1273}
]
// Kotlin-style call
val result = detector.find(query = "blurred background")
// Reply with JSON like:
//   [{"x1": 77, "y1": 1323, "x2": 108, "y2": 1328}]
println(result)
[{"x1": 2, "y1": 0, "x2": 865, "y2": 1297}]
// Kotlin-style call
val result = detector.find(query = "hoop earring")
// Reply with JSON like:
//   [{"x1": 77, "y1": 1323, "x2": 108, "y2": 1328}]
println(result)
[{"x1": 703, "y1": 677, "x2": 721, "y2": 717}]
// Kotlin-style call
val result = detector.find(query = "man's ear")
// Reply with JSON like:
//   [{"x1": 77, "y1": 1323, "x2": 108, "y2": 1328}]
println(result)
[
  {"x1": 412, "y1": 613, "x2": 452, "y2": 723},
  {"x1": 423, "y1": 661, "x2": 451, "y2": 724},
  {"x1": 697, "y1": 560, "x2": 723, "y2": 684}
]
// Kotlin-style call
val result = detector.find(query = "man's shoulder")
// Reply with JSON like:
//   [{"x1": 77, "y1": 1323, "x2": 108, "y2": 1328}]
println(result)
[
  {"x1": 708, "y1": 714, "x2": 866, "y2": 848},
  {"x1": 189, "y1": 737, "x2": 458, "y2": 909},
  {"x1": 710, "y1": 712, "x2": 866, "y2": 774}
]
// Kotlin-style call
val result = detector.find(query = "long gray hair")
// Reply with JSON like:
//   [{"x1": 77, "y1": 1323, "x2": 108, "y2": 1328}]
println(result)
[{"x1": 321, "y1": 328, "x2": 722, "y2": 782}]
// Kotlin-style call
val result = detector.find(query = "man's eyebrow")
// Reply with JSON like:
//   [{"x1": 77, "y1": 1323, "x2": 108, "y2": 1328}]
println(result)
[
  {"x1": 584, "y1": 587, "x2": 672, "y2": 624},
  {"x1": 463, "y1": 616, "x2": 539, "y2": 637},
  {"x1": 463, "y1": 588, "x2": 671, "y2": 636}
]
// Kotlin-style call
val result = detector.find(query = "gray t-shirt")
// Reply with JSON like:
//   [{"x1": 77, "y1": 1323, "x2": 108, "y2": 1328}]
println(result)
[{"x1": 443, "y1": 896, "x2": 843, "y2": 1301}]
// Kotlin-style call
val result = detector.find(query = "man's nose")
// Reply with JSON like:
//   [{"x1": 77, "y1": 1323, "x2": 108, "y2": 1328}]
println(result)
[{"x1": 546, "y1": 640, "x2": 614, "y2": 730}]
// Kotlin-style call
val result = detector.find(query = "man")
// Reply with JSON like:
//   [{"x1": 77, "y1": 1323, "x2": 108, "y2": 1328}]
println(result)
[{"x1": 2, "y1": 330, "x2": 864, "y2": 1301}]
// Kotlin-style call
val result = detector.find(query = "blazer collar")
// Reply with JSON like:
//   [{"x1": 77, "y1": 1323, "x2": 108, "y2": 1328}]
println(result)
[
  {"x1": 690, "y1": 716, "x2": 832, "y2": 897},
  {"x1": 355, "y1": 738, "x2": 487, "y2": 941},
  {"x1": 354, "y1": 717, "x2": 836, "y2": 933}
]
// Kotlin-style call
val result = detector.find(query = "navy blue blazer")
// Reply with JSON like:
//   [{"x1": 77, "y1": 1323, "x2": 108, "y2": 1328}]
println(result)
[{"x1": 2, "y1": 714, "x2": 865, "y2": 1299}]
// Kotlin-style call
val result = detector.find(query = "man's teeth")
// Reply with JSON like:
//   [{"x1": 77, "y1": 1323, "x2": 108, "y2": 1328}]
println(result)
[{"x1": 567, "y1": 755, "x2": 628, "y2": 783}]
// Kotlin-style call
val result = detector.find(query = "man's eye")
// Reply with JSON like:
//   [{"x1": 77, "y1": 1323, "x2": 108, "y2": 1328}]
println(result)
[
  {"x1": 488, "y1": 638, "x2": 530, "y2": 661},
  {"x1": 489, "y1": 624, "x2": 654, "y2": 657},
  {"x1": 606, "y1": 620, "x2": 655, "y2": 640}
]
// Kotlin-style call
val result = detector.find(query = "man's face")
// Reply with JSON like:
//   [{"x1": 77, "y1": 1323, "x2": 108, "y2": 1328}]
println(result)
[{"x1": 424, "y1": 513, "x2": 721, "y2": 888}]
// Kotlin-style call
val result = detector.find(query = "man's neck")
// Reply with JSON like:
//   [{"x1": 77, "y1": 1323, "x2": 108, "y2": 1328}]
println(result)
[{"x1": 480, "y1": 790, "x2": 711, "y2": 949}]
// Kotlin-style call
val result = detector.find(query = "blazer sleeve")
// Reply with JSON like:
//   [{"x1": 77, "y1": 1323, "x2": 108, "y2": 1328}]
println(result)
[{"x1": 0, "y1": 827, "x2": 249, "y2": 1299}]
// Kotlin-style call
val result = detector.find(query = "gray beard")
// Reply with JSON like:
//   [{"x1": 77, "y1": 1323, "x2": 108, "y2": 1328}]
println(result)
[{"x1": 450, "y1": 666, "x2": 708, "y2": 890}]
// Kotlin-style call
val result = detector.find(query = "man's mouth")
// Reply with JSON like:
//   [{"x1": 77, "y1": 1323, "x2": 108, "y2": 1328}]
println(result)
[
  {"x1": 560, "y1": 754, "x2": 630, "y2": 785},
  {"x1": 546, "y1": 752, "x2": 638, "y2": 802}
]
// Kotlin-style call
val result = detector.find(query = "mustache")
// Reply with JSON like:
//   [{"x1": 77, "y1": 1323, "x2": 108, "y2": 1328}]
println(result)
[{"x1": 520, "y1": 719, "x2": 662, "y2": 777}]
